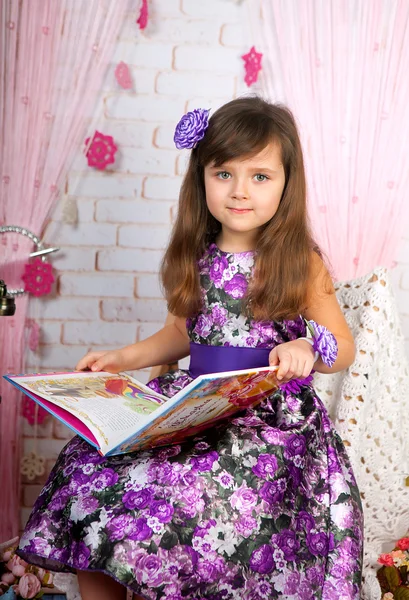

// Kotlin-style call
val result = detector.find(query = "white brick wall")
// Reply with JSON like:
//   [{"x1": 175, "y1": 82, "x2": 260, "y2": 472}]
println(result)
[{"x1": 20, "y1": 0, "x2": 409, "y2": 526}]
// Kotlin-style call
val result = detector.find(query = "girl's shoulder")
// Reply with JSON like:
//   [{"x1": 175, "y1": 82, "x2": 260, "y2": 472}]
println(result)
[{"x1": 306, "y1": 251, "x2": 335, "y2": 299}]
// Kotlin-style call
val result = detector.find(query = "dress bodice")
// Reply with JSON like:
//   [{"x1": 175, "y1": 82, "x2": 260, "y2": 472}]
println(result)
[{"x1": 187, "y1": 243, "x2": 306, "y2": 348}]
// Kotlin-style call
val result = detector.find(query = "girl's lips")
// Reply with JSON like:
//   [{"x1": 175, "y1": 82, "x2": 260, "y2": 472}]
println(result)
[{"x1": 228, "y1": 208, "x2": 252, "y2": 214}]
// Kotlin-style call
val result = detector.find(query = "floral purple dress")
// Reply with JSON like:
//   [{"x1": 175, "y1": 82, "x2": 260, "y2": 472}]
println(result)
[{"x1": 18, "y1": 244, "x2": 363, "y2": 599}]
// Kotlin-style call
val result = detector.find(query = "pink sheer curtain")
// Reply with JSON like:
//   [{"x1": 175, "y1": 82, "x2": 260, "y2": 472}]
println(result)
[
  {"x1": 0, "y1": 0, "x2": 133, "y2": 540},
  {"x1": 253, "y1": 0, "x2": 409, "y2": 280}
]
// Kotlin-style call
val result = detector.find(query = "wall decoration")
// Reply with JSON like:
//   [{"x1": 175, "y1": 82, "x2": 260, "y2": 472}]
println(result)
[
  {"x1": 20, "y1": 450, "x2": 45, "y2": 481},
  {"x1": 85, "y1": 131, "x2": 118, "y2": 170},
  {"x1": 241, "y1": 46, "x2": 263, "y2": 86},
  {"x1": 22, "y1": 258, "x2": 54, "y2": 297},
  {"x1": 0, "y1": 226, "x2": 58, "y2": 296},
  {"x1": 137, "y1": 0, "x2": 148, "y2": 30},
  {"x1": 115, "y1": 61, "x2": 133, "y2": 89}
]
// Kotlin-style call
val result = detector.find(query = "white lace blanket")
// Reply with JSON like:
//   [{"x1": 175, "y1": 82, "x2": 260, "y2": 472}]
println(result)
[{"x1": 314, "y1": 267, "x2": 409, "y2": 599}]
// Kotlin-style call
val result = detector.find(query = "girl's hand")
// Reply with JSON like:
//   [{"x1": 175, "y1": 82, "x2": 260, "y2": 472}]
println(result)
[
  {"x1": 75, "y1": 349, "x2": 127, "y2": 373},
  {"x1": 268, "y1": 339, "x2": 316, "y2": 383}
]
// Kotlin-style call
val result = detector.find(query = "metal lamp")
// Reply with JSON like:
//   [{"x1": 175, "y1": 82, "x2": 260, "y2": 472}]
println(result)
[{"x1": 0, "y1": 279, "x2": 16, "y2": 316}]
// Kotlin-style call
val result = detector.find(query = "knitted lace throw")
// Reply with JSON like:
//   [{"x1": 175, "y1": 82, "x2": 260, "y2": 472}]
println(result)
[{"x1": 314, "y1": 267, "x2": 409, "y2": 599}]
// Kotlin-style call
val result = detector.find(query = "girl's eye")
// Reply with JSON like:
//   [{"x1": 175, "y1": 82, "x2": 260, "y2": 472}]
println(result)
[
  {"x1": 254, "y1": 174, "x2": 268, "y2": 182},
  {"x1": 217, "y1": 171, "x2": 231, "y2": 180}
]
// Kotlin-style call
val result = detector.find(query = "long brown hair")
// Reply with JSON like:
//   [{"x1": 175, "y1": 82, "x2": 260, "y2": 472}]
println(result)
[{"x1": 161, "y1": 96, "x2": 319, "y2": 321}]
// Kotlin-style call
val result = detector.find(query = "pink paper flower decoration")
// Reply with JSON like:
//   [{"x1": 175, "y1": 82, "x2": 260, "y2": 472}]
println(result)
[
  {"x1": 137, "y1": 0, "x2": 148, "y2": 30},
  {"x1": 242, "y1": 46, "x2": 263, "y2": 87},
  {"x1": 22, "y1": 258, "x2": 54, "y2": 296},
  {"x1": 85, "y1": 131, "x2": 118, "y2": 170},
  {"x1": 22, "y1": 396, "x2": 48, "y2": 425},
  {"x1": 115, "y1": 61, "x2": 133, "y2": 89}
]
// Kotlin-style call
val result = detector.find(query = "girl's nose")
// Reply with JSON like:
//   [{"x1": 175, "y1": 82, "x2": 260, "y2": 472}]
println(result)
[{"x1": 231, "y1": 180, "x2": 249, "y2": 200}]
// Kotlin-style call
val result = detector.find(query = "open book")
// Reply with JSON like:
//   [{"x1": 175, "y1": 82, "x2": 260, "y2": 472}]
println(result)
[{"x1": 4, "y1": 367, "x2": 279, "y2": 456}]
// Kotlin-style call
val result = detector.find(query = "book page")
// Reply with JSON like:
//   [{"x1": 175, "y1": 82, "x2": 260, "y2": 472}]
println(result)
[
  {"x1": 110, "y1": 367, "x2": 278, "y2": 455},
  {"x1": 8, "y1": 372, "x2": 167, "y2": 454}
]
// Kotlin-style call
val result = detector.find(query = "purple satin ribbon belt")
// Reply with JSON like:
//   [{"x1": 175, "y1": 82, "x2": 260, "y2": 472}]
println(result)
[{"x1": 189, "y1": 342, "x2": 271, "y2": 378}]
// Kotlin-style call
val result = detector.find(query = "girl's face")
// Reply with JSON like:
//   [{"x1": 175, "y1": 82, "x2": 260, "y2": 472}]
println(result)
[{"x1": 204, "y1": 142, "x2": 285, "y2": 251}]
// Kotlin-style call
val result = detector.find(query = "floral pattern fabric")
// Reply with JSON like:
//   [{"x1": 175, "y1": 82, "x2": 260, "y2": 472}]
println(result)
[{"x1": 17, "y1": 244, "x2": 363, "y2": 599}]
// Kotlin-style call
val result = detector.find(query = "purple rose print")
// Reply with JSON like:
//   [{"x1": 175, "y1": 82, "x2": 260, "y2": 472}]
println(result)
[
  {"x1": 197, "y1": 558, "x2": 218, "y2": 583},
  {"x1": 211, "y1": 303, "x2": 228, "y2": 326},
  {"x1": 280, "y1": 375, "x2": 313, "y2": 396},
  {"x1": 287, "y1": 463, "x2": 302, "y2": 487},
  {"x1": 249, "y1": 544, "x2": 275, "y2": 574},
  {"x1": 230, "y1": 485, "x2": 258, "y2": 513},
  {"x1": 26, "y1": 537, "x2": 51, "y2": 556},
  {"x1": 306, "y1": 566, "x2": 325, "y2": 586},
  {"x1": 181, "y1": 469, "x2": 197, "y2": 487},
  {"x1": 155, "y1": 462, "x2": 180, "y2": 486},
  {"x1": 156, "y1": 445, "x2": 182, "y2": 461},
  {"x1": 130, "y1": 517, "x2": 153, "y2": 541},
  {"x1": 259, "y1": 479, "x2": 287, "y2": 504},
  {"x1": 284, "y1": 434, "x2": 307, "y2": 457},
  {"x1": 194, "y1": 314, "x2": 213, "y2": 338},
  {"x1": 174, "y1": 108, "x2": 209, "y2": 149},
  {"x1": 250, "y1": 321, "x2": 275, "y2": 343},
  {"x1": 150, "y1": 499, "x2": 174, "y2": 523},
  {"x1": 306, "y1": 531, "x2": 329, "y2": 557},
  {"x1": 252, "y1": 454, "x2": 278, "y2": 479},
  {"x1": 327, "y1": 446, "x2": 342, "y2": 475},
  {"x1": 122, "y1": 488, "x2": 153, "y2": 510},
  {"x1": 224, "y1": 273, "x2": 248, "y2": 299},
  {"x1": 284, "y1": 571, "x2": 301, "y2": 595},
  {"x1": 194, "y1": 519, "x2": 216, "y2": 539},
  {"x1": 107, "y1": 514, "x2": 152, "y2": 542},
  {"x1": 169, "y1": 545, "x2": 198, "y2": 575},
  {"x1": 147, "y1": 378, "x2": 162, "y2": 394},
  {"x1": 234, "y1": 515, "x2": 258, "y2": 537},
  {"x1": 274, "y1": 529, "x2": 300, "y2": 561},
  {"x1": 75, "y1": 496, "x2": 99, "y2": 517},
  {"x1": 190, "y1": 451, "x2": 219, "y2": 472},
  {"x1": 136, "y1": 553, "x2": 164, "y2": 587},
  {"x1": 50, "y1": 546, "x2": 70, "y2": 564},
  {"x1": 295, "y1": 510, "x2": 315, "y2": 532},
  {"x1": 69, "y1": 472, "x2": 90, "y2": 494},
  {"x1": 49, "y1": 486, "x2": 71, "y2": 510},
  {"x1": 90, "y1": 468, "x2": 118, "y2": 490},
  {"x1": 210, "y1": 254, "x2": 229, "y2": 288},
  {"x1": 72, "y1": 541, "x2": 91, "y2": 570}
]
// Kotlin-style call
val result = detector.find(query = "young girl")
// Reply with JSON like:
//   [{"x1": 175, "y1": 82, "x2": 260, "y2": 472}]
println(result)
[{"x1": 17, "y1": 97, "x2": 363, "y2": 600}]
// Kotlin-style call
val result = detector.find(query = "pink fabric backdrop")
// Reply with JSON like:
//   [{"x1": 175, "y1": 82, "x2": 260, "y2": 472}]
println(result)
[
  {"x1": 254, "y1": 0, "x2": 409, "y2": 280},
  {"x1": 0, "y1": 0, "x2": 133, "y2": 540}
]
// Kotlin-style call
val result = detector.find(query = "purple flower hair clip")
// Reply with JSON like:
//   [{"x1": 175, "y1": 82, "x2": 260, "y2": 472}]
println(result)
[
  {"x1": 174, "y1": 108, "x2": 210, "y2": 149},
  {"x1": 305, "y1": 319, "x2": 338, "y2": 368}
]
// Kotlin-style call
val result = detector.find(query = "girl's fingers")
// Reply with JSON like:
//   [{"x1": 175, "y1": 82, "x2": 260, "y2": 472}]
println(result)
[
  {"x1": 269, "y1": 347, "x2": 279, "y2": 366},
  {"x1": 302, "y1": 359, "x2": 312, "y2": 378},
  {"x1": 277, "y1": 352, "x2": 293, "y2": 380},
  {"x1": 75, "y1": 352, "x2": 103, "y2": 371}
]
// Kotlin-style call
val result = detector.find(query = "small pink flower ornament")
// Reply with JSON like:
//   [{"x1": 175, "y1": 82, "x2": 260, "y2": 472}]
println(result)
[
  {"x1": 241, "y1": 46, "x2": 263, "y2": 86},
  {"x1": 22, "y1": 258, "x2": 54, "y2": 297},
  {"x1": 137, "y1": 0, "x2": 148, "y2": 30},
  {"x1": 115, "y1": 61, "x2": 133, "y2": 89},
  {"x1": 85, "y1": 131, "x2": 118, "y2": 170}
]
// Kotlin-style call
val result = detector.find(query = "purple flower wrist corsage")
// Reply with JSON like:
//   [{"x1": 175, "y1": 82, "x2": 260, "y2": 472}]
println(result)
[{"x1": 305, "y1": 319, "x2": 338, "y2": 368}]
